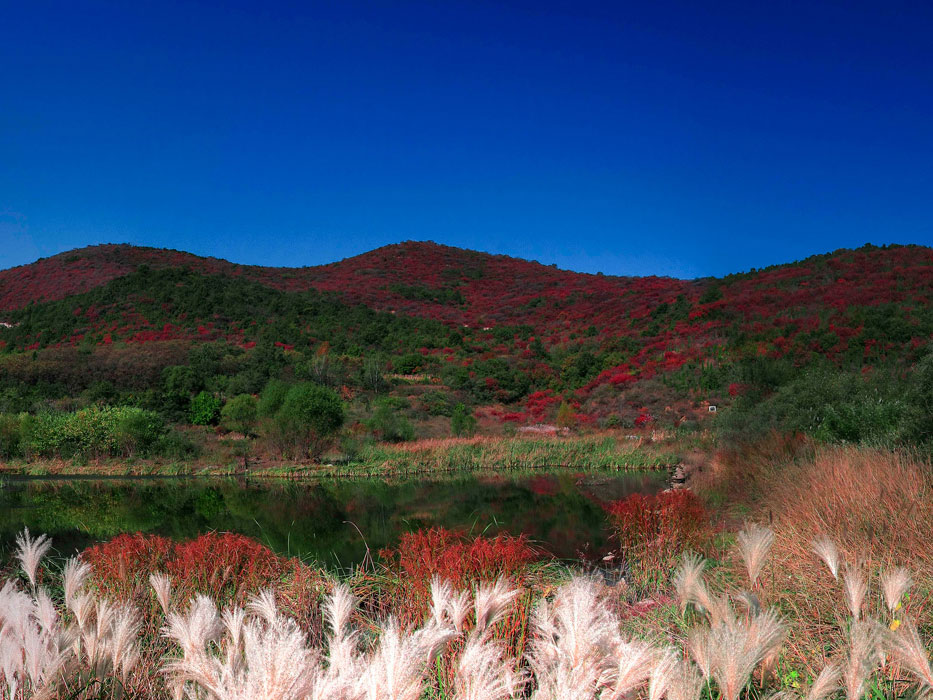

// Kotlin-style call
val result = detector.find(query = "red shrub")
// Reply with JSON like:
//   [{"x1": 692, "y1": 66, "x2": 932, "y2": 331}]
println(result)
[
  {"x1": 375, "y1": 528, "x2": 540, "y2": 625},
  {"x1": 168, "y1": 532, "x2": 286, "y2": 601},
  {"x1": 382, "y1": 527, "x2": 538, "y2": 588},
  {"x1": 606, "y1": 490, "x2": 709, "y2": 561},
  {"x1": 83, "y1": 531, "x2": 289, "y2": 606},
  {"x1": 82, "y1": 532, "x2": 174, "y2": 598}
]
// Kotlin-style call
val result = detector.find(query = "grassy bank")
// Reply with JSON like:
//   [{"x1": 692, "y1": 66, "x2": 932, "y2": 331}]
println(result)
[{"x1": 0, "y1": 433, "x2": 682, "y2": 478}]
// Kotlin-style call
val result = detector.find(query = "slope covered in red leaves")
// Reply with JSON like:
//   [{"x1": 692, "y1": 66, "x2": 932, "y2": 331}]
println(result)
[
  {"x1": 0, "y1": 241, "x2": 692, "y2": 337},
  {"x1": 1, "y1": 241, "x2": 931, "y2": 410}
]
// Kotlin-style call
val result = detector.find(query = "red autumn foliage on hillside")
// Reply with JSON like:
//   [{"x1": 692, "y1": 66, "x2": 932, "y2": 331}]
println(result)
[{"x1": 1, "y1": 241, "x2": 932, "y2": 414}]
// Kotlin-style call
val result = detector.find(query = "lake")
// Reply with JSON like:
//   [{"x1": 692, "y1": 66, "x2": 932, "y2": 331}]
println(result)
[{"x1": 0, "y1": 470, "x2": 668, "y2": 567}]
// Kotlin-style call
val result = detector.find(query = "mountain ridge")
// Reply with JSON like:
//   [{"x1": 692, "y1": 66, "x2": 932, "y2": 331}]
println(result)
[{"x1": 3, "y1": 241, "x2": 929, "y2": 334}]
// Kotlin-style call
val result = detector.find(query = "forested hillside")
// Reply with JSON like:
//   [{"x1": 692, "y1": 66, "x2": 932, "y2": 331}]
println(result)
[{"x1": 0, "y1": 241, "x2": 931, "y2": 462}]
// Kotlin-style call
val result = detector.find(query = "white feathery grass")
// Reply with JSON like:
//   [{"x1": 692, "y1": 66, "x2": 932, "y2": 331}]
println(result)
[
  {"x1": 323, "y1": 583, "x2": 360, "y2": 677},
  {"x1": 842, "y1": 563, "x2": 868, "y2": 620},
  {"x1": 247, "y1": 588, "x2": 280, "y2": 625},
  {"x1": 150, "y1": 571, "x2": 173, "y2": 614},
  {"x1": 647, "y1": 648, "x2": 678, "y2": 700},
  {"x1": 604, "y1": 639, "x2": 657, "y2": 700},
  {"x1": 661, "y1": 658, "x2": 706, "y2": 700},
  {"x1": 673, "y1": 551, "x2": 730, "y2": 624},
  {"x1": 451, "y1": 633, "x2": 524, "y2": 700},
  {"x1": 842, "y1": 619, "x2": 884, "y2": 700},
  {"x1": 673, "y1": 552, "x2": 708, "y2": 613},
  {"x1": 472, "y1": 578, "x2": 520, "y2": 637},
  {"x1": 62, "y1": 557, "x2": 91, "y2": 608},
  {"x1": 687, "y1": 625, "x2": 713, "y2": 681},
  {"x1": 688, "y1": 605, "x2": 786, "y2": 700},
  {"x1": 363, "y1": 616, "x2": 457, "y2": 700},
  {"x1": 737, "y1": 523, "x2": 774, "y2": 587},
  {"x1": 0, "y1": 536, "x2": 140, "y2": 700},
  {"x1": 448, "y1": 578, "x2": 525, "y2": 699},
  {"x1": 69, "y1": 591, "x2": 93, "y2": 630},
  {"x1": 15, "y1": 528, "x2": 933, "y2": 700},
  {"x1": 806, "y1": 663, "x2": 841, "y2": 700},
  {"x1": 886, "y1": 617, "x2": 933, "y2": 690},
  {"x1": 811, "y1": 536, "x2": 841, "y2": 580},
  {"x1": 529, "y1": 576, "x2": 621, "y2": 699},
  {"x1": 163, "y1": 594, "x2": 222, "y2": 659},
  {"x1": 109, "y1": 604, "x2": 141, "y2": 678},
  {"x1": 32, "y1": 589, "x2": 58, "y2": 635},
  {"x1": 881, "y1": 567, "x2": 912, "y2": 614},
  {"x1": 429, "y1": 577, "x2": 454, "y2": 627},
  {"x1": 15, "y1": 528, "x2": 51, "y2": 589},
  {"x1": 447, "y1": 589, "x2": 473, "y2": 633}
]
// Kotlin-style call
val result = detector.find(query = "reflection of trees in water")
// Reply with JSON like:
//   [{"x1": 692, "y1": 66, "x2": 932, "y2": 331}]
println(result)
[{"x1": 0, "y1": 472, "x2": 667, "y2": 566}]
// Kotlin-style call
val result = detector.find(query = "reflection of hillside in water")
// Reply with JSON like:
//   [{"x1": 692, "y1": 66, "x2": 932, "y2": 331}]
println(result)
[{"x1": 0, "y1": 471, "x2": 667, "y2": 566}]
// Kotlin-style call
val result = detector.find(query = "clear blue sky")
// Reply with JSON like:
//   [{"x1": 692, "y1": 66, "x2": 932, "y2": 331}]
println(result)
[{"x1": 2, "y1": 1, "x2": 931, "y2": 279}]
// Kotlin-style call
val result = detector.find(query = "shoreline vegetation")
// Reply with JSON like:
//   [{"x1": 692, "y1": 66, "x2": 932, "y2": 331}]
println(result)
[
  {"x1": 0, "y1": 433, "x2": 683, "y2": 478},
  {"x1": 2, "y1": 441, "x2": 933, "y2": 699}
]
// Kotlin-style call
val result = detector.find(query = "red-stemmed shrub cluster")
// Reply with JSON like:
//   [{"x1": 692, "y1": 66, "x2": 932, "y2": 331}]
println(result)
[
  {"x1": 605, "y1": 490, "x2": 711, "y2": 581},
  {"x1": 372, "y1": 527, "x2": 541, "y2": 628},
  {"x1": 82, "y1": 531, "x2": 312, "y2": 612}
]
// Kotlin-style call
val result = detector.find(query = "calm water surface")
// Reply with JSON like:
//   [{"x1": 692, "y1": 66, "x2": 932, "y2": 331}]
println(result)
[{"x1": 0, "y1": 471, "x2": 667, "y2": 566}]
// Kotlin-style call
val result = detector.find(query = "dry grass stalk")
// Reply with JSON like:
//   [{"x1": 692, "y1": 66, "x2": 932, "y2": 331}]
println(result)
[
  {"x1": 805, "y1": 663, "x2": 841, "y2": 700},
  {"x1": 672, "y1": 552, "x2": 729, "y2": 623},
  {"x1": 880, "y1": 568, "x2": 912, "y2": 615},
  {"x1": 13, "y1": 521, "x2": 933, "y2": 700},
  {"x1": 886, "y1": 617, "x2": 933, "y2": 690},
  {"x1": 663, "y1": 658, "x2": 705, "y2": 700},
  {"x1": 1, "y1": 530, "x2": 141, "y2": 700},
  {"x1": 842, "y1": 620, "x2": 884, "y2": 700},
  {"x1": 737, "y1": 524, "x2": 774, "y2": 588},
  {"x1": 688, "y1": 605, "x2": 786, "y2": 700},
  {"x1": 149, "y1": 572, "x2": 173, "y2": 615},
  {"x1": 842, "y1": 563, "x2": 867, "y2": 620},
  {"x1": 529, "y1": 576, "x2": 663, "y2": 700},
  {"x1": 14, "y1": 529, "x2": 51, "y2": 590},
  {"x1": 810, "y1": 537, "x2": 841, "y2": 580}
]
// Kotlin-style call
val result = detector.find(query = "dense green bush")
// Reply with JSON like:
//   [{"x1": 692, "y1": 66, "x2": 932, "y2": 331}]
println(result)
[
  {"x1": 366, "y1": 398, "x2": 415, "y2": 442},
  {"x1": 258, "y1": 379, "x2": 290, "y2": 418},
  {"x1": 189, "y1": 391, "x2": 222, "y2": 425},
  {"x1": 420, "y1": 391, "x2": 454, "y2": 417},
  {"x1": 114, "y1": 407, "x2": 166, "y2": 455},
  {"x1": 450, "y1": 403, "x2": 477, "y2": 437},
  {"x1": 10, "y1": 406, "x2": 168, "y2": 459},
  {"x1": 0, "y1": 413, "x2": 22, "y2": 459},
  {"x1": 267, "y1": 383, "x2": 345, "y2": 459},
  {"x1": 154, "y1": 430, "x2": 200, "y2": 460},
  {"x1": 221, "y1": 394, "x2": 258, "y2": 437},
  {"x1": 719, "y1": 365, "x2": 916, "y2": 447}
]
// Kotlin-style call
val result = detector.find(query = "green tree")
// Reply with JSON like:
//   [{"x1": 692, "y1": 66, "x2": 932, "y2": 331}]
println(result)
[
  {"x1": 221, "y1": 394, "x2": 259, "y2": 437},
  {"x1": 221, "y1": 393, "x2": 259, "y2": 469},
  {"x1": 451, "y1": 403, "x2": 477, "y2": 437},
  {"x1": 556, "y1": 401, "x2": 577, "y2": 429},
  {"x1": 362, "y1": 356, "x2": 386, "y2": 392},
  {"x1": 258, "y1": 379, "x2": 290, "y2": 418},
  {"x1": 367, "y1": 398, "x2": 415, "y2": 442},
  {"x1": 190, "y1": 391, "x2": 222, "y2": 426},
  {"x1": 269, "y1": 383, "x2": 345, "y2": 459}
]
